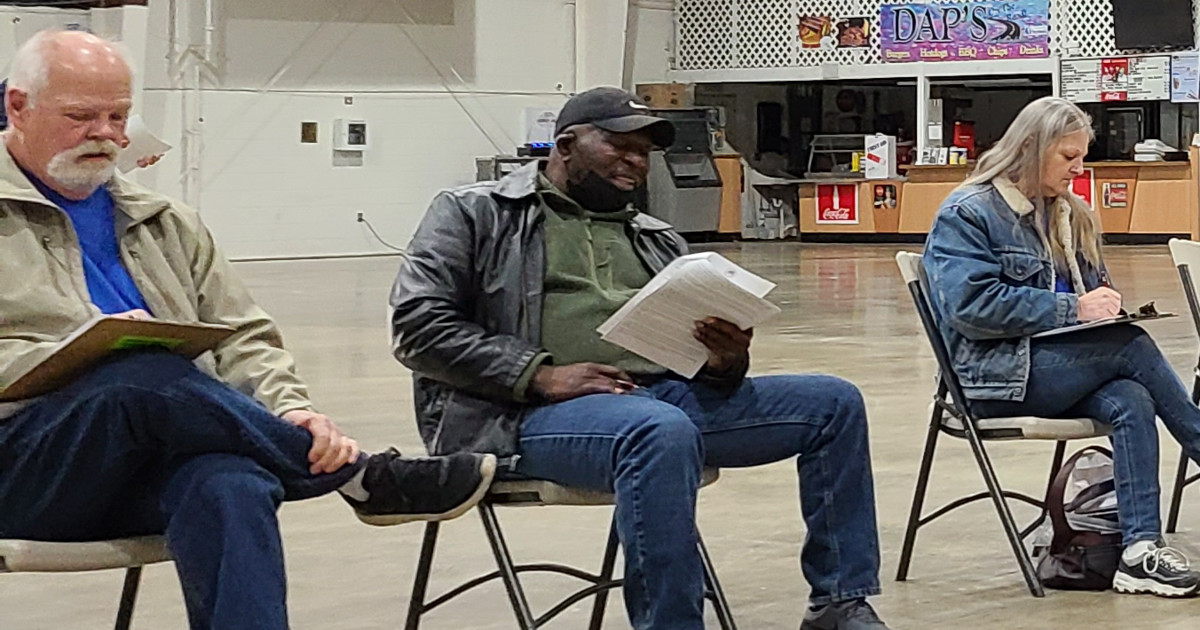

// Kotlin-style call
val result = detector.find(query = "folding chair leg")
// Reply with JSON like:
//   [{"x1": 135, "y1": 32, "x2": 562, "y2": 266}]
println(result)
[
  {"x1": 699, "y1": 534, "x2": 737, "y2": 630},
  {"x1": 113, "y1": 566, "x2": 142, "y2": 630},
  {"x1": 404, "y1": 522, "x2": 441, "y2": 630},
  {"x1": 1168, "y1": 376, "x2": 1200, "y2": 534},
  {"x1": 586, "y1": 518, "x2": 621, "y2": 630},
  {"x1": 895, "y1": 392, "x2": 945, "y2": 582},
  {"x1": 479, "y1": 503, "x2": 537, "y2": 630},
  {"x1": 1167, "y1": 447, "x2": 1191, "y2": 534},
  {"x1": 962, "y1": 419, "x2": 1044, "y2": 597}
]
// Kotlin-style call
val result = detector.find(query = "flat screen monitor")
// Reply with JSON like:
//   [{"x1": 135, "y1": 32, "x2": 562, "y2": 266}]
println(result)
[{"x1": 1112, "y1": 0, "x2": 1194, "y2": 50}]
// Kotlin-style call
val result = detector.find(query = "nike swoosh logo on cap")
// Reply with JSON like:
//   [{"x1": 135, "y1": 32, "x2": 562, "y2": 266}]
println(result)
[{"x1": 628, "y1": 100, "x2": 650, "y2": 110}]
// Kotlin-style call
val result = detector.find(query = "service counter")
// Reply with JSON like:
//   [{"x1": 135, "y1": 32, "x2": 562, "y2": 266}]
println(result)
[{"x1": 791, "y1": 150, "x2": 1200, "y2": 239}]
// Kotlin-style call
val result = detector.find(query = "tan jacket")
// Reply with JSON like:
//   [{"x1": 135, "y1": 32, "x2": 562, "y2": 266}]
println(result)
[{"x1": 0, "y1": 146, "x2": 313, "y2": 416}]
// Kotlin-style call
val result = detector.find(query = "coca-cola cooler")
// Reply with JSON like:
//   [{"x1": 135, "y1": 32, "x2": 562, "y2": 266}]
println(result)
[{"x1": 645, "y1": 109, "x2": 722, "y2": 233}]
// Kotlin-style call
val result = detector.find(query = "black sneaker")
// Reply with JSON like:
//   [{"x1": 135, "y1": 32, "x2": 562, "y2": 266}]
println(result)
[
  {"x1": 799, "y1": 599, "x2": 891, "y2": 630},
  {"x1": 343, "y1": 448, "x2": 496, "y2": 526},
  {"x1": 1112, "y1": 543, "x2": 1200, "y2": 598}
]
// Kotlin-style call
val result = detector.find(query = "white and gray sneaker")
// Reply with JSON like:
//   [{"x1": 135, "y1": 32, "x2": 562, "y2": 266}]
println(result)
[{"x1": 1112, "y1": 543, "x2": 1200, "y2": 598}]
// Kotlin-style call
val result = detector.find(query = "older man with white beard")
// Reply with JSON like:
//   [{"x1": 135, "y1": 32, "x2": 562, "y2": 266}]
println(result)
[{"x1": 0, "y1": 29, "x2": 498, "y2": 630}]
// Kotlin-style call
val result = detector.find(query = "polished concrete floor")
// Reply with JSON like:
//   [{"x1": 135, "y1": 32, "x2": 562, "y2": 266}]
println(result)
[{"x1": 5, "y1": 242, "x2": 1200, "y2": 628}]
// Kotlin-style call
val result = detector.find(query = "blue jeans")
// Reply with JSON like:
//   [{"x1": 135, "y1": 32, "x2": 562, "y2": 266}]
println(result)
[
  {"x1": 516, "y1": 374, "x2": 882, "y2": 630},
  {"x1": 0, "y1": 351, "x2": 362, "y2": 630},
  {"x1": 971, "y1": 325, "x2": 1200, "y2": 547}
]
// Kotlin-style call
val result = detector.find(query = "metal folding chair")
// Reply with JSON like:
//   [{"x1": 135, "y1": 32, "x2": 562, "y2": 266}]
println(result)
[
  {"x1": 894, "y1": 251, "x2": 1110, "y2": 597},
  {"x1": 0, "y1": 535, "x2": 171, "y2": 630},
  {"x1": 1165, "y1": 238, "x2": 1200, "y2": 533},
  {"x1": 401, "y1": 468, "x2": 735, "y2": 629}
]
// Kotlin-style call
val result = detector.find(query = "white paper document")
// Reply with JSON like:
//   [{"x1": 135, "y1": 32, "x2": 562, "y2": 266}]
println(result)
[
  {"x1": 117, "y1": 115, "x2": 172, "y2": 173},
  {"x1": 598, "y1": 252, "x2": 781, "y2": 378}
]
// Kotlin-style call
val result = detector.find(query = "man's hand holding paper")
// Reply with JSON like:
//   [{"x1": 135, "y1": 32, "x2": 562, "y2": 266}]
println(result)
[
  {"x1": 598, "y1": 252, "x2": 780, "y2": 377},
  {"x1": 694, "y1": 317, "x2": 753, "y2": 374}
]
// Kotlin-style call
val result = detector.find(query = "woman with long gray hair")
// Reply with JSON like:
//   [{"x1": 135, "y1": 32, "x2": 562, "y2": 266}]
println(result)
[{"x1": 924, "y1": 96, "x2": 1200, "y2": 597}]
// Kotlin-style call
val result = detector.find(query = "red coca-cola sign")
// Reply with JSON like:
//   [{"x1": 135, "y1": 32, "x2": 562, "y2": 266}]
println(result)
[
  {"x1": 1071, "y1": 168, "x2": 1095, "y2": 211},
  {"x1": 816, "y1": 184, "x2": 859, "y2": 224}
]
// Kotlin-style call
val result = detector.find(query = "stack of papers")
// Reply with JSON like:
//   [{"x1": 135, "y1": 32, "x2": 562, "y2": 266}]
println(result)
[{"x1": 598, "y1": 252, "x2": 781, "y2": 377}]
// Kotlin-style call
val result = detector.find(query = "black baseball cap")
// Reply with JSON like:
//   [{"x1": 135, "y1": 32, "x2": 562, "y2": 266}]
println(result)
[{"x1": 554, "y1": 86, "x2": 675, "y2": 148}]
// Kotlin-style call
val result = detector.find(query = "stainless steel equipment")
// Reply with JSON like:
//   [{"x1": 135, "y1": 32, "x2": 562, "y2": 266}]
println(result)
[
  {"x1": 475, "y1": 155, "x2": 547, "y2": 182},
  {"x1": 645, "y1": 108, "x2": 723, "y2": 233}
]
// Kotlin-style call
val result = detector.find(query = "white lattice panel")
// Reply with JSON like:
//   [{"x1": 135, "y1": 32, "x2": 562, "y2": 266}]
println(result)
[
  {"x1": 675, "y1": 0, "x2": 1200, "y2": 71},
  {"x1": 677, "y1": 0, "x2": 734, "y2": 70},
  {"x1": 735, "y1": 0, "x2": 791, "y2": 68}
]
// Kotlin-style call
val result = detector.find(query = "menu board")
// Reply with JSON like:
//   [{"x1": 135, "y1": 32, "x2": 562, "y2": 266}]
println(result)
[
  {"x1": 1061, "y1": 56, "x2": 1170, "y2": 103},
  {"x1": 1172, "y1": 53, "x2": 1200, "y2": 103}
]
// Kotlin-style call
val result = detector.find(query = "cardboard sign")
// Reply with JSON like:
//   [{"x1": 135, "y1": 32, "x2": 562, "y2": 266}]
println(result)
[
  {"x1": 864, "y1": 134, "x2": 897, "y2": 179},
  {"x1": 816, "y1": 184, "x2": 859, "y2": 224},
  {"x1": 1071, "y1": 168, "x2": 1095, "y2": 211},
  {"x1": 1172, "y1": 53, "x2": 1200, "y2": 103},
  {"x1": 1103, "y1": 182, "x2": 1129, "y2": 208},
  {"x1": 799, "y1": 16, "x2": 834, "y2": 49},
  {"x1": 879, "y1": 1, "x2": 1050, "y2": 63},
  {"x1": 873, "y1": 184, "x2": 899, "y2": 209},
  {"x1": 1100, "y1": 58, "x2": 1130, "y2": 102}
]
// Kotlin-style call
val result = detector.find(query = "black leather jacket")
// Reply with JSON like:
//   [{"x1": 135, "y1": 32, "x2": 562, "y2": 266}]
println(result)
[{"x1": 390, "y1": 162, "x2": 745, "y2": 457}]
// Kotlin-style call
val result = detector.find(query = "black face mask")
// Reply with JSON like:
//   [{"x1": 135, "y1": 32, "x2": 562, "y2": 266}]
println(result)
[{"x1": 565, "y1": 170, "x2": 638, "y2": 213}]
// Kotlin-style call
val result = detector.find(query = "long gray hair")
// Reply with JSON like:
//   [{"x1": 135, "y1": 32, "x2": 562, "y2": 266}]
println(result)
[{"x1": 962, "y1": 96, "x2": 1102, "y2": 269}]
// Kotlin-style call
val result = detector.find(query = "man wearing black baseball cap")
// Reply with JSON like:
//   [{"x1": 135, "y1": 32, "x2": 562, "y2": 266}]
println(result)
[
  {"x1": 554, "y1": 85, "x2": 676, "y2": 147},
  {"x1": 391, "y1": 86, "x2": 891, "y2": 630}
]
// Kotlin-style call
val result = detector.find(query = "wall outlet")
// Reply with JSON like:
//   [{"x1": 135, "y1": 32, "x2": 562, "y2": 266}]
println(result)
[{"x1": 356, "y1": 212, "x2": 364, "y2": 222}]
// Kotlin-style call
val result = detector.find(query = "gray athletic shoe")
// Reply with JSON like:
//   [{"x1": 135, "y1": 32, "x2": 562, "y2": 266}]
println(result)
[{"x1": 800, "y1": 599, "x2": 891, "y2": 630}]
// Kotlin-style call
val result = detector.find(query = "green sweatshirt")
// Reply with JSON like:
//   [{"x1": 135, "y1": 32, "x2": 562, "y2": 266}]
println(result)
[{"x1": 516, "y1": 176, "x2": 667, "y2": 395}]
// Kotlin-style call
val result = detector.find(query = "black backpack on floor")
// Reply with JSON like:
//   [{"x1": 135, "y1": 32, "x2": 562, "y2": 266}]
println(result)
[{"x1": 1034, "y1": 446, "x2": 1123, "y2": 591}]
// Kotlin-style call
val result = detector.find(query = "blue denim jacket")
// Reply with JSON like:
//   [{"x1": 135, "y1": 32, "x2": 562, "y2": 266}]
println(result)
[{"x1": 922, "y1": 180, "x2": 1105, "y2": 402}]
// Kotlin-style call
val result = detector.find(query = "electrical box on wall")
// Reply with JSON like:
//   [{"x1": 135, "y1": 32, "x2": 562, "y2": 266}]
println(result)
[{"x1": 333, "y1": 119, "x2": 368, "y2": 151}]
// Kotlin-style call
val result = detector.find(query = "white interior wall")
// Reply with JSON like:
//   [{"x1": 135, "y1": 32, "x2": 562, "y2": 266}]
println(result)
[
  {"x1": 139, "y1": 0, "x2": 583, "y2": 259},
  {"x1": 0, "y1": 1, "x2": 676, "y2": 260},
  {"x1": 0, "y1": 7, "x2": 90, "y2": 70},
  {"x1": 630, "y1": 1, "x2": 673, "y2": 86}
]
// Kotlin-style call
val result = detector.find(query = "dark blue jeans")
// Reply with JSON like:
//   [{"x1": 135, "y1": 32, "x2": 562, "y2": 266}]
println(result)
[
  {"x1": 516, "y1": 374, "x2": 882, "y2": 630},
  {"x1": 971, "y1": 325, "x2": 1200, "y2": 547},
  {"x1": 0, "y1": 351, "x2": 362, "y2": 630}
]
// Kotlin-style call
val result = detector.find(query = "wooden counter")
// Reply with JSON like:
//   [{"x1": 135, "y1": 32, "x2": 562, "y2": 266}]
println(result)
[
  {"x1": 791, "y1": 156, "x2": 1198, "y2": 239},
  {"x1": 890, "y1": 160, "x2": 1197, "y2": 238},
  {"x1": 897, "y1": 165, "x2": 972, "y2": 233},
  {"x1": 1088, "y1": 160, "x2": 1196, "y2": 237},
  {"x1": 713, "y1": 154, "x2": 743, "y2": 234}
]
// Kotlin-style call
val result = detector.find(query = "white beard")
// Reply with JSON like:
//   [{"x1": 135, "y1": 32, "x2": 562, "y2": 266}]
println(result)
[{"x1": 46, "y1": 140, "x2": 120, "y2": 192}]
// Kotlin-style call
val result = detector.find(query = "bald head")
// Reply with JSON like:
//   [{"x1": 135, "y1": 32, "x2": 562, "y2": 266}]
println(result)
[
  {"x1": 9, "y1": 30, "x2": 131, "y2": 108},
  {"x1": 5, "y1": 29, "x2": 133, "y2": 199}
]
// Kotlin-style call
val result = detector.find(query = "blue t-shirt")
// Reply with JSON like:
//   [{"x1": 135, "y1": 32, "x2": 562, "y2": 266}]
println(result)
[
  {"x1": 1053, "y1": 275, "x2": 1073, "y2": 293},
  {"x1": 1040, "y1": 211, "x2": 1075, "y2": 294},
  {"x1": 29, "y1": 174, "x2": 150, "y2": 314}
]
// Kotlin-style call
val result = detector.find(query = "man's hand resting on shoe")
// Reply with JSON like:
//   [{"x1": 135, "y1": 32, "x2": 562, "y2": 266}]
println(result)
[
  {"x1": 531, "y1": 363, "x2": 637, "y2": 403},
  {"x1": 282, "y1": 410, "x2": 361, "y2": 474}
]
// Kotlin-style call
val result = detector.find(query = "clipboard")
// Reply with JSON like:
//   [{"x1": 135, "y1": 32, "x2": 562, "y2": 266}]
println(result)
[
  {"x1": 0, "y1": 317, "x2": 234, "y2": 401},
  {"x1": 1032, "y1": 311, "x2": 1176, "y2": 339}
]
